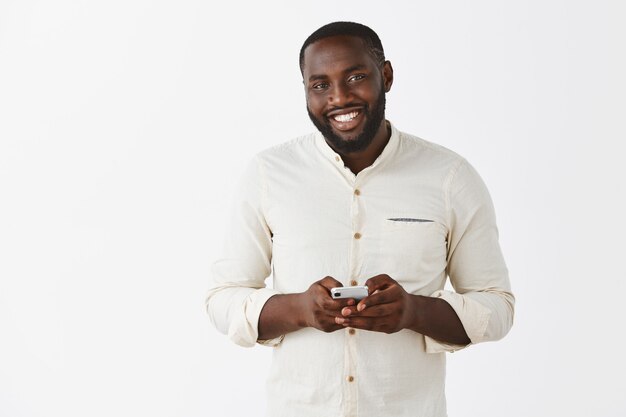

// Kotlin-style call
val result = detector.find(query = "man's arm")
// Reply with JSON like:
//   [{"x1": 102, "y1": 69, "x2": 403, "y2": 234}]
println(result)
[
  {"x1": 206, "y1": 157, "x2": 280, "y2": 347},
  {"x1": 337, "y1": 274, "x2": 470, "y2": 345},
  {"x1": 435, "y1": 160, "x2": 514, "y2": 349}
]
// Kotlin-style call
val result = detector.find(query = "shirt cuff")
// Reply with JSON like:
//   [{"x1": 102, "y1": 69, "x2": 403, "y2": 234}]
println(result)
[
  {"x1": 257, "y1": 334, "x2": 285, "y2": 347},
  {"x1": 424, "y1": 290, "x2": 491, "y2": 353},
  {"x1": 227, "y1": 287, "x2": 282, "y2": 347}
]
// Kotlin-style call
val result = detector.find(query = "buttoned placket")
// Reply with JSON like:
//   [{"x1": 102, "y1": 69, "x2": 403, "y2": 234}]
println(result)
[
  {"x1": 315, "y1": 126, "x2": 399, "y2": 417},
  {"x1": 344, "y1": 172, "x2": 363, "y2": 417},
  {"x1": 328, "y1": 150, "x2": 362, "y2": 417}
]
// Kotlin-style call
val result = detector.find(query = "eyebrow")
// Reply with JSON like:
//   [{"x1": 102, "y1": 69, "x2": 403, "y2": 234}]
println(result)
[{"x1": 307, "y1": 64, "x2": 368, "y2": 83}]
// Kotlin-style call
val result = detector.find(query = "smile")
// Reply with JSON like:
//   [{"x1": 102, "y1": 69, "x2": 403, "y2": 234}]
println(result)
[
  {"x1": 326, "y1": 107, "x2": 364, "y2": 132},
  {"x1": 333, "y1": 111, "x2": 360, "y2": 122}
]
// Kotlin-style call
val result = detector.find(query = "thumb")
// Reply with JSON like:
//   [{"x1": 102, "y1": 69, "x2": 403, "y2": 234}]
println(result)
[{"x1": 364, "y1": 274, "x2": 393, "y2": 294}]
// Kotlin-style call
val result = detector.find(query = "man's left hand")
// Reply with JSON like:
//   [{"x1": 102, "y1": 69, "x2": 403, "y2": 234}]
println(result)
[{"x1": 335, "y1": 274, "x2": 417, "y2": 334}]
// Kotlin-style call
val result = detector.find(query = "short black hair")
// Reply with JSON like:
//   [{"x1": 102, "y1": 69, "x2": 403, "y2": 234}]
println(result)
[{"x1": 299, "y1": 21, "x2": 386, "y2": 73}]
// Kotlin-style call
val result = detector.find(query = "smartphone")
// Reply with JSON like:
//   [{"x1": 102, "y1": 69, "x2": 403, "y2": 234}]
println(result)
[{"x1": 330, "y1": 285, "x2": 369, "y2": 301}]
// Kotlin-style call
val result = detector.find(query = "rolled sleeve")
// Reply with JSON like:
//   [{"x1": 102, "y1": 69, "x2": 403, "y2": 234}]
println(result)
[
  {"x1": 228, "y1": 287, "x2": 282, "y2": 347},
  {"x1": 424, "y1": 290, "x2": 491, "y2": 353},
  {"x1": 205, "y1": 156, "x2": 283, "y2": 348},
  {"x1": 426, "y1": 160, "x2": 515, "y2": 353}
]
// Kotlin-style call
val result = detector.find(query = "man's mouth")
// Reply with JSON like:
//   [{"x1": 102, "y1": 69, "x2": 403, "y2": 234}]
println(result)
[
  {"x1": 327, "y1": 108, "x2": 363, "y2": 132},
  {"x1": 332, "y1": 111, "x2": 359, "y2": 123}
]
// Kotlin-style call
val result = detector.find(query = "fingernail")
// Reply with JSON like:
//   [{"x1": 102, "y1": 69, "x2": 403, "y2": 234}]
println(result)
[
  {"x1": 335, "y1": 317, "x2": 345, "y2": 324},
  {"x1": 358, "y1": 304, "x2": 365, "y2": 312}
]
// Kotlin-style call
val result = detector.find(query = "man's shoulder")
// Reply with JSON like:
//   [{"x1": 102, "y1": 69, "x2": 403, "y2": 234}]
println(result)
[
  {"x1": 255, "y1": 132, "x2": 319, "y2": 163},
  {"x1": 396, "y1": 129, "x2": 466, "y2": 168}
]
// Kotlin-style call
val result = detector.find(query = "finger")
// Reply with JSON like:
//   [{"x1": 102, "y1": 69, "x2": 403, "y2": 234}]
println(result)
[
  {"x1": 357, "y1": 288, "x2": 397, "y2": 311},
  {"x1": 344, "y1": 316, "x2": 396, "y2": 334},
  {"x1": 340, "y1": 298, "x2": 356, "y2": 307},
  {"x1": 342, "y1": 300, "x2": 389, "y2": 316},
  {"x1": 324, "y1": 297, "x2": 357, "y2": 313},
  {"x1": 320, "y1": 314, "x2": 345, "y2": 330},
  {"x1": 341, "y1": 306, "x2": 359, "y2": 317},
  {"x1": 345, "y1": 303, "x2": 393, "y2": 318},
  {"x1": 363, "y1": 274, "x2": 394, "y2": 293},
  {"x1": 340, "y1": 316, "x2": 380, "y2": 331},
  {"x1": 318, "y1": 276, "x2": 344, "y2": 290}
]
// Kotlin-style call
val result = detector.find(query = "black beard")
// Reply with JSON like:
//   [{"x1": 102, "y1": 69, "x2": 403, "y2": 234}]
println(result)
[{"x1": 307, "y1": 91, "x2": 386, "y2": 155}]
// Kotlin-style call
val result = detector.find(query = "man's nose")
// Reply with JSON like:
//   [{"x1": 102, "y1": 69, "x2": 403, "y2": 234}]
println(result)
[{"x1": 328, "y1": 82, "x2": 352, "y2": 106}]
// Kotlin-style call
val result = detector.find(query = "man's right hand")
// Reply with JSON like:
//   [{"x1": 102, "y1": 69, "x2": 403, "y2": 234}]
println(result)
[
  {"x1": 298, "y1": 276, "x2": 356, "y2": 333},
  {"x1": 258, "y1": 276, "x2": 356, "y2": 340}
]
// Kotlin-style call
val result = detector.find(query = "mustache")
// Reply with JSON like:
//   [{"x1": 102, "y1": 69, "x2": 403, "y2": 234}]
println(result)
[{"x1": 324, "y1": 104, "x2": 367, "y2": 115}]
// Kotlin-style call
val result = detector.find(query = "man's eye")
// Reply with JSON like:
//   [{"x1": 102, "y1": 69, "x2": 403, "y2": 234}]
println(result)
[
  {"x1": 312, "y1": 83, "x2": 329, "y2": 90},
  {"x1": 349, "y1": 74, "x2": 366, "y2": 82}
]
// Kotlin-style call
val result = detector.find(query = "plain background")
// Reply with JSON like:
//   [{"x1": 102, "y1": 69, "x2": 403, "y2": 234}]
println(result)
[{"x1": 1, "y1": 1, "x2": 625, "y2": 416}]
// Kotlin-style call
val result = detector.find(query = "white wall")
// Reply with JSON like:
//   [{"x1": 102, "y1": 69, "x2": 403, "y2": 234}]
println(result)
[{"x1": 1, "y1": 1, "x2": 625, "y2": 416}]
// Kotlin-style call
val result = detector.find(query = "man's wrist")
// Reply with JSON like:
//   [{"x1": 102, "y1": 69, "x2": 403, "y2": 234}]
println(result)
[
  {"x1": 258, "y1": 292, "x2": 308, "y2": 340},
  {"x1": 407, "y1": 294, "x2": 425, "y2": 333},
  {"x1": 291, "y1": 292, "x2": 309, "y2": 330},
  {"x1": 405, "y1": 294, "x2": 470, "y2": 345}
]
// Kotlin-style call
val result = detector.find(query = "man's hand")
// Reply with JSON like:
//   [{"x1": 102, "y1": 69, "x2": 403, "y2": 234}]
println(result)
[
  {"x1": 258, "y1": 276, "x2": 357, "y2": 340},
  {"x1": 335, "y1": 274, "x2": 416, "y2": 334},
  {"x1": 300, "y1": 276, "x2": 356, "y2": 333}
]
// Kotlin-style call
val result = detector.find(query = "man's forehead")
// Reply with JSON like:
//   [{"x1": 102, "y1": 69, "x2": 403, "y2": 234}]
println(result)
[{"x1": 302, "y1": 35, "x2": 372, "y2": 74}]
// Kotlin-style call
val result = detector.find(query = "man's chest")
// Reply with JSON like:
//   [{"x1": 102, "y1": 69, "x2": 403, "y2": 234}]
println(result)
[{"x1": 265, "y1": 169, "x2": 450, "y2": 294}]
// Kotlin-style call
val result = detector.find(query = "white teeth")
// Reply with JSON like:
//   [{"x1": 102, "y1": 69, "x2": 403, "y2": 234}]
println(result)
[{"x1": 333, "y1": 111, "x2": 359, "y2": 122}]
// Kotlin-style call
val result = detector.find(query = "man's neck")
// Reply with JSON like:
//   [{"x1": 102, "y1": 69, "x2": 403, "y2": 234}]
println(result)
[{"x1": 339, "y1": 121, "x2": 391, "y2": 175}]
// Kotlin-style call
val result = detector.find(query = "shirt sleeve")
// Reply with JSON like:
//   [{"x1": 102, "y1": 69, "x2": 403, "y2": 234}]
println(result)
[
  {"x1": 424, "y1": 160, "x2": 515, "y2": 353},
  {"x1": 205, "y1": 156, "x2": 282, "y2": 348}
]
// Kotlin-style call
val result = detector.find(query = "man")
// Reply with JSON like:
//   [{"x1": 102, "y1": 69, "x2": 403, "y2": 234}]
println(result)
[{"x1": 206, "y1": 21, "x2": 514, "y2": 417}]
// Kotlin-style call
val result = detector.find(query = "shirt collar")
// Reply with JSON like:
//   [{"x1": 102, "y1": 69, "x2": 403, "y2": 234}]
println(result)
[{"x1": 314, "y1": 121, "x2": 400, "y2": 173}]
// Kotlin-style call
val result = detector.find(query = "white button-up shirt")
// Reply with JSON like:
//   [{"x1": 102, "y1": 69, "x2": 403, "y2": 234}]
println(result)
[{"x1": 206, "y1": 123, "x2": 514, "y2": 417}]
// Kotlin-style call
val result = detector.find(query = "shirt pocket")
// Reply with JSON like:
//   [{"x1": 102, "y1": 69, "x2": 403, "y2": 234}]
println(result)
[{"x1": 377, "y1": 218, "x2": 448, "y2": 292}]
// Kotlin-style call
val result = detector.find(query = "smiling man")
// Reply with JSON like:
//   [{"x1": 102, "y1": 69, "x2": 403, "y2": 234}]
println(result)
[
  {"x1": 206, "y1": 22, "x2": 514, "y2": 417},
  {"x1": 304, "y1": 34, "x2": 390, "y2": 162}
]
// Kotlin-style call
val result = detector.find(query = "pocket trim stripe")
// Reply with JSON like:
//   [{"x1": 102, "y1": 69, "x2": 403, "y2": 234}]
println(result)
[{"x1": 386, "y1": 218, "x2": 434, "y2": 223}]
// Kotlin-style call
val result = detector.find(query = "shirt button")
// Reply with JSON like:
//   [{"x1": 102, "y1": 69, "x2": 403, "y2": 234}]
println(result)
[
  {"x1": 348, "y1": 328, "x2": 356, "y2": 335},
  {"x1": 353, "y1": 232, "x2": 361, "y2": 240},
  {"x1": 335, "y1": 156, "x2": 341, "y2": 162},
  {"x1": 347, "y1": 376, "x2": 354, "y2": 382},
  {"x1": 350, "y1": 280, "x2": 357, "y2": 286},
  {"x1": 354, "y1": 189, "x2": 361, "y2": 196}
]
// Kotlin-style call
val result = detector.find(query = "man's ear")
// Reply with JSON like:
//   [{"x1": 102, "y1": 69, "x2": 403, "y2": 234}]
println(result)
[{"x1": 382, "y1": 61, "x2": 394, "y2": 93}]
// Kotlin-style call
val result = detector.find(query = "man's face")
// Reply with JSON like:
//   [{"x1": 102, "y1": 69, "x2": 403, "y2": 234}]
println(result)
[{"x1": 302, "y1": 35, "x2": 392, "y2": 154}]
